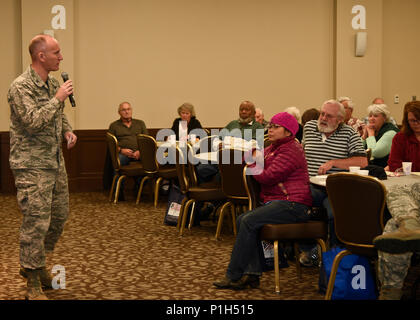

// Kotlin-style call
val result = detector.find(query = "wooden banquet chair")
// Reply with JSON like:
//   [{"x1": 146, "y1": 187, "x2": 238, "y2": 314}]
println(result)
[
  {"x1": 243, "y1": 169, "x2": 328, "y2": 294},
  {"x1": 324, "y1": 172, "x2": 386, "y2": 300},
  {"x1": 106, "y1": 132, "x2": 145, "y2": 204},
  {"x1": 215, "y1": 147, "x2": 252, "y2": 240},
  {"x1": 174, "y1": 144, "x2": 226, "y2": 236},
  {"x1": 136, "y1": 134, "x2": 177, "y2": 207}
]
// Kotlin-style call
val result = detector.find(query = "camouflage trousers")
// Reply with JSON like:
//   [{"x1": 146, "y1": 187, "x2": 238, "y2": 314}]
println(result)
[
  {"x1": 13, "y1": 164, "x2": 69, "y2": 269},
  {"x1": 378, "y1": 182, "x2": 420, "y2": 288}
]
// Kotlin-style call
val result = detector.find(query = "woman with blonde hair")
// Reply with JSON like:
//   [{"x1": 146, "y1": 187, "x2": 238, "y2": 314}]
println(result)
[
  {"x1": 361, "y1": 103, "x2": 399, "y2": 167},
  {"x1": 170, "y1": 102, "x2": 203, "y2": 140}
]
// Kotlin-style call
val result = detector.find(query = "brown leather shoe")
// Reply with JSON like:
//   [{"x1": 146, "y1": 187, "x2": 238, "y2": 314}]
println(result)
[
  {"x1": 213, "y1": 276, "x2": 239, "y2": 289},
  {"x1": 213, "y1": 275, "x2": 260, "y2": 290},
  {"x1": 232, "y1": 275, "x2": 260, "y2": 290}
]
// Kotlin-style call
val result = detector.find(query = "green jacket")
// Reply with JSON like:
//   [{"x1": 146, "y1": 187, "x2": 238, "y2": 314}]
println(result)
[
  {"x1": 221, "y1": 119, "x2": 264, "y2": 141},
  {"x1": 8, "y1": 66, "x2": 73, "y2": 169},
  {"x1": 108, "y1": 119, "x2": 148, "y2": 151}
]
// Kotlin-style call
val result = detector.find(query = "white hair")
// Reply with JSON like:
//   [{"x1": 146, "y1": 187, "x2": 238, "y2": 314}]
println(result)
[
  {"x1": 322, "y1": 99, "x2": 346, "y2": 120},
  {"x1": 367, "y1": 104, "x2": 391, "y2": 122},
  {"x1": 284, "y1": 106, "x2": 301, "y2": 121},
  {"x1": 255, "y1": 107, "x2": 264, "y2": 116},
  {"x1": 337, "y1": 96, "x2": 354, "y2": 109}
]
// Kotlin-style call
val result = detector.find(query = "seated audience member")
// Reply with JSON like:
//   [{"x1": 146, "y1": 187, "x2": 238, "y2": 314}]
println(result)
[
  {"x1": 170, "y1": 102, "x2": 203, "y2": 141},
  {"x1": 338, "y1": 96, "x2": 364, "y2": 135},
  {"x1": 361, "y1": 103, "x2": 399, "y2": 167},
  {"x1": 196, "y1": 101, "x2": 264, "y2": 183},
  {"x1": 300, "y1": 99, "x2": 367, "y2": 266},
  {"x1": 284, "y1": 106, "x2": 303, "y2": 142},
  {"x1": 213, "y1": 112, "x2": 312, "y2": 290},
  {"x1": 387, "y1": 100, "x2": 420, "y2": 172},
  {"x1": 221, "y1": 101, "x2": 264, "y2": 140},
  {"x1": 108, "y1": 101, "x2": 148, "y2": 165},
  {"x1": 364, "y1": 98, "x2": 398, "y2": 126},
  {"x1": 255, "y1": 107, "x2": 270, "y2": 133},
  {"x1": 301, "y1": 108, "x2": 320, "y2": 126},
  {"x1": 372, "y1": 100, "x2": 420, "y2": 300}
]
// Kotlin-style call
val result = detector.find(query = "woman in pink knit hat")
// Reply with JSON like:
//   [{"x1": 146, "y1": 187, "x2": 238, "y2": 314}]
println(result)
[{"x1": 214, "y1": 112, "x2": 312, "y2": 290}]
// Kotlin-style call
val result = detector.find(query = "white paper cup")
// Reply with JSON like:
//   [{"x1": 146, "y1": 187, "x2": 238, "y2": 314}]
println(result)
[
  {"x1": 189, "y1": 134, "x2": 196, "y2": 143},
  {"x1": 357, "y1": 169, "x2": 369, "y2": 176},
  {"x1": 168, "y1": 135, "x2": 176, "y2": 145},
  {"x1": 402, "y1": 162, "x2": 412, "y2": 175},
  {"x1": 223, "y1": 136, "x2": 231, "y2": 146},
  {"x1": 349, "y1": 166, "x2": 360, "y2": 173}
]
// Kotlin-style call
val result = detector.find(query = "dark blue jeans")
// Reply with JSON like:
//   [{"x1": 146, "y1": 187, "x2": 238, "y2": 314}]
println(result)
[
  {"x1": 309, "y1": 184, "x2": 339, "y2": 247},
  {"x1": 119, "y1": 154, "x2": 132, "y2": 166},
  {"x1": 195, "y1": 163, "x2": 220, "y2": 184},
  {"x1": 226, "y1": 200, "x2": 310, "y2": 281}
]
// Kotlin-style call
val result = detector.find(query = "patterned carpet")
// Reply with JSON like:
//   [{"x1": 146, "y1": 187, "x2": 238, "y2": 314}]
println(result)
[{"x1": 0, "y1": 191, "x2": 327, "y2": 301}]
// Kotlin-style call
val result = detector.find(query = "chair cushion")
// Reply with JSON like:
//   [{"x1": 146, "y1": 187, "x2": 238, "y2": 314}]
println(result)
[
  {"x1": 158, "y1": 165, "x2": 178, "y2": 179},
  {"x1": 260, "y1": 220, "x2": 327, "y2": 241},
  {"x1": 188, "y1": 187, "x2": 226, "y2": 201},
  {"x1": 119, "y1": 162, "x2": 144, "y2": 176}
]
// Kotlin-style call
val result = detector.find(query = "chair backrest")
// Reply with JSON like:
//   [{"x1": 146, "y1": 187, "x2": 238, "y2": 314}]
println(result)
[
  {"x1": 137, "y1": 134, "x2": 159, "y2": 173},
  {"x1": 186, "y1": 143, "x2": 200, "y2": 187},
  {"x1": 218, "y1": 147, "x2": 248, "y2": 201},
  {"x1": 173, "y1": 145, "x2": 190, "y2": 194},
  {"x1": 326, "y1": 173, "x2": 386, "y2": 252},
  {"x1": 243, "y1": 164, "x2": 262, "y2": 210},
  {"x1": 263, "y1": 134, "x2": 272, "y2": 148},
  {"x1": 106, "y1": 132, "x2": 121, "y2": 171}
]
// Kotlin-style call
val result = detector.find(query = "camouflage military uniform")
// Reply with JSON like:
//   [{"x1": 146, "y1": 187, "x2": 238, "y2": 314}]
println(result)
[
  {"x1": 8, "y1": 66, "x2": 72, "y2": 270},
  {"x1": 378, "y1": 182, "x2": 420, "y2": 289}
]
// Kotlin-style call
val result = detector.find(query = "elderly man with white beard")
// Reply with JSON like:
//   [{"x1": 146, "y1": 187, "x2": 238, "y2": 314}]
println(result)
[{"x1": 299, "y1": 99, "x2": 367, "y2": 266}]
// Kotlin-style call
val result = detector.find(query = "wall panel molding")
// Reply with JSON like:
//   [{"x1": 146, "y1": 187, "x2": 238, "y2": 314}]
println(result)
[{"x1": 0, "y1": 128, "x2": 219, "y2": 193}]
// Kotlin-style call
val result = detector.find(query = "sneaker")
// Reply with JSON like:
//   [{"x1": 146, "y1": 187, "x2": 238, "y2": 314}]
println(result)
[{"x1": 299, "y1": 247, "x2": 319, "y2": 267}]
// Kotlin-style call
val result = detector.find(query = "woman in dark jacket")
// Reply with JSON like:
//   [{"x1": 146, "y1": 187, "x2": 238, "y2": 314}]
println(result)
[{"x1": 170, "y1": 102, "x2": 203, "y2": 140}]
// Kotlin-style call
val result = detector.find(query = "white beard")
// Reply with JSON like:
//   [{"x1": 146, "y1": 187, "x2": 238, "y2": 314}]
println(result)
[{"x1": 317, "y1": 120, "x2": 338, "y2": 133}]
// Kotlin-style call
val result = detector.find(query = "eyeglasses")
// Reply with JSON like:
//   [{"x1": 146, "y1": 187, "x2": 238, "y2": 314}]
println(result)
[
  {"x1": 267, "y1": 123, "x2": 282, "y2": 129},
  {"x1": 408, "y1": 119, "x2": 420, "y2": 125}
]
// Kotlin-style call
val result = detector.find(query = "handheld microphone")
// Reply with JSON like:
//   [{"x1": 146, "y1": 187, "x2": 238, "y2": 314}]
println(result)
[{"x1": 61, "y1": 72, "x2": 76, "y2": 107}]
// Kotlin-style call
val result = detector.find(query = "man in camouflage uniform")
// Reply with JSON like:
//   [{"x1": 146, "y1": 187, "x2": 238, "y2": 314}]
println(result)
[
  {"x1": 8, "y1": 34, "x2": 76, "y2": 300},
  {"x1": 374, "y1": 182, "x2": 420, "y2": 300}
]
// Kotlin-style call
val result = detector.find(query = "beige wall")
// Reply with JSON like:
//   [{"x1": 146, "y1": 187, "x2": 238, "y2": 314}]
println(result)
[
  {"x1": 21, "y1": 0, "x2": 76, "y2": 127},
  {"x1": 0, "y1": 0, "x2": 21, "y2": 131},
  {"x1": 335, "y1": 0, "x2": 383, "y2": 120},
  {"x1": 74, "y1": 0, "x2": 334, "y2": 129},
  {"x1": 1, "y1": 0, "x2": 419, "y2": 131},
  {"x1": 382, "y1": 0, "x2": 420, "y2": 124}
]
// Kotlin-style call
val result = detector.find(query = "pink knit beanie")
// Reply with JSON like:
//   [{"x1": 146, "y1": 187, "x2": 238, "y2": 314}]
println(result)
[{"x1": 270, "y1": 112, "x2": 299, "y2": 136}]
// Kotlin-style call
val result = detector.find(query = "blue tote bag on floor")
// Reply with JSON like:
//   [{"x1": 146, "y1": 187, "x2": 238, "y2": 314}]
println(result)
[{"x1": 319, "y1": 247, "x2": 377, "y2": 300}]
